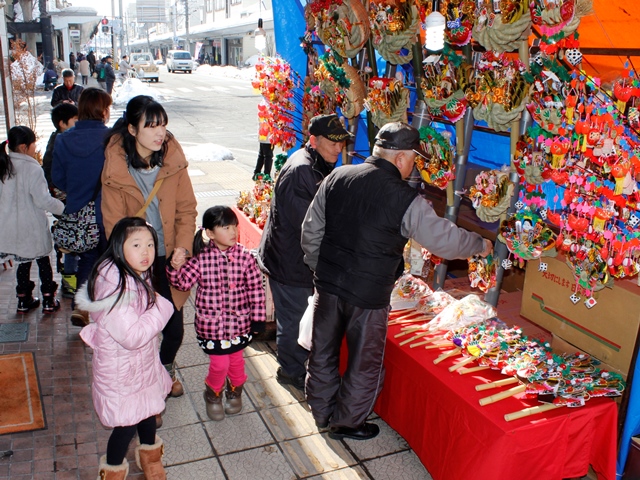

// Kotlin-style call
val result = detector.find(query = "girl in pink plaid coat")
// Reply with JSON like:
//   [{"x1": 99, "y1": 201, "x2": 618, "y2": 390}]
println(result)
[{"x1": 166, "y1": 206, "x2": 266, "y2": 421}]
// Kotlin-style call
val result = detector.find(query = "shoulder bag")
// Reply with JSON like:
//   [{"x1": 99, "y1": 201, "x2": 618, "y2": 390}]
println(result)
[{"x1": 52, "y1": 181, "x2": 101, "y2": 254}]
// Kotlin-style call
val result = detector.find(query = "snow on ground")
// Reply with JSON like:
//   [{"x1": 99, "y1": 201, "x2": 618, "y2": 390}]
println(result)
[
  {"x1": 194, "y1": 64, "x2": 256, "y2": 82},
  {"x1": 112, "y1": 78, "x2": 163, "y2": 106},
  {"x1": 182, "y1": 143, "x2": 234, "y2": 162}
]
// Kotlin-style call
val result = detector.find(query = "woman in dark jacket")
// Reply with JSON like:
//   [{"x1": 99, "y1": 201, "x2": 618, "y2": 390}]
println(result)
[{"x1": 52, "y1": 87, "x2": 112, "y2": 327}]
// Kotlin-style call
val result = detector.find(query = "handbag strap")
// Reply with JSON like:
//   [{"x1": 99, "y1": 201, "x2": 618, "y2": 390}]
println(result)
[{"x1": 135, "y1": 178, "x2": 164, "y2": 217}]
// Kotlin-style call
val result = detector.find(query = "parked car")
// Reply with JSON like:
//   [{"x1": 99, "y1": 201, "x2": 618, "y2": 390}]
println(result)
[
  {"x1": 130, "y1": 52, "x2": 159, "y2": 82},
  {"x1": 166, "y1": 50, "x2": 196, "y2": 74}
]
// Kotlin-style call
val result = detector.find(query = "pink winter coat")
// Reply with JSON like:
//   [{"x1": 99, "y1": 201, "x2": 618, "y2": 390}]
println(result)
[{"x1": 77, "y1": 262, "x2": 173, "y2": 428}]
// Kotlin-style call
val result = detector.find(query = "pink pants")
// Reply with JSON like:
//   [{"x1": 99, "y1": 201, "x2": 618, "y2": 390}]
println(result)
[{"x1": 205, "y1": 350, "x2": 247, "y2": 392}]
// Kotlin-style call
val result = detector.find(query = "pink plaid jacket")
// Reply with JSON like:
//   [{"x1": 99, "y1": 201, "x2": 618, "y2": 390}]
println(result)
[{"x1": 166, "y1": 242, "x2": 266, "y2": 341}]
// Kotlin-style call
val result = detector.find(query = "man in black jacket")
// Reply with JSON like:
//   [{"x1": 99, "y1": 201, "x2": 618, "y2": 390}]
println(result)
[
  {"x1": 259, "y1": 114, "x2": 350, "y2": 391},
  {"x1": 103, "y1": 56, "x2": 117, "y2": 94},
  {"x1": 301, "y1": 122, "x2": 493, "y2": 440},
  {"x1": 50, "y1": 69, "x2": 84, "y2": 107}
]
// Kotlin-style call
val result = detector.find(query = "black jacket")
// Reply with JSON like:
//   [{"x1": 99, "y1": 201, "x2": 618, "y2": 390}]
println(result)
[
  {"x1": 50, "y1": 83, "x2": 84, "y2": 107},
  {"x1": 315, "y1": 157, "x2": 418, "y2": 309},
  {"x1": 259, "y1": 144, "x2": 334, "y2": 287}
]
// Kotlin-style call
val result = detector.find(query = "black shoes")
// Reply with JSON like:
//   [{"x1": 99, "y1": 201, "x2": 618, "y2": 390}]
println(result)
[
  {"x1": 329, "y1": 422, "x2": 380, "y2": 441},
  {"x1": 276, "y1": 367, "x2": 305, "y2": 391}
]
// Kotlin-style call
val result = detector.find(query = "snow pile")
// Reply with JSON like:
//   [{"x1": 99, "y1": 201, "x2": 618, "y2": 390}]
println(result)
[
  {"x1": 182, "y1": 143, "x2": 234, "y2": 162},
  {"x1": 112, "y1": 78, "x2": 163, "y2": 106}
]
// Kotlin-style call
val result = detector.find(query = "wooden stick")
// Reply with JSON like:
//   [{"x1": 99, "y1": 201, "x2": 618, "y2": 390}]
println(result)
[
  {"x1": 448, "y1": 356, "x2": 476, "y2": 372},
  {"x1": 399, "y1": 331, "x2": 430, "y2": 346},
  {"x1": 420, "y1": 335, "x2": 445, "y2": 346},
  {"x1": 433, "y1": 347, "x2": 461, "y2": 364},
  {"x1": 504, "y1": 403, "x2": 560, "y2": 422},
  {"x1": 418, "y1": 342, "x2": 453, "y2": 349},
  {"x1": 475, "y1": 377, "x2": 519, "y2": 391},
  {"x1": 479, "y1": 384, "x2": 526, "y2": 406},
  {"x1": 394, "y1": 326, "x2": 422, "y2": 338},
  {"x1": 458, "y1": 365, "x2": 490, "y2": 375}
]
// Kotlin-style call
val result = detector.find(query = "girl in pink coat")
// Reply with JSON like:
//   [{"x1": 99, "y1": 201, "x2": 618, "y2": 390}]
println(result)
[{"x1": 77, "y1": 217, "x2": 173, "y2": 480}]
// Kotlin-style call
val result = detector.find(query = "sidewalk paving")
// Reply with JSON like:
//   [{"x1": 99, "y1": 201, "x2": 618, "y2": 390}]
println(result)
[{"x1": 0, "y1": 273, "x2": 432, "y2": 479}]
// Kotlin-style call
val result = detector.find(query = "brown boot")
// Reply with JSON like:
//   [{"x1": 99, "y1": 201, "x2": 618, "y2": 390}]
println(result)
[
  {"x1": 224, "y1": 379, "x2": 244, "y2": 415},
  {"x1": 135, "y1": 436, "x2": 166, "y2": 480},
  {"x1": 203, "y1": 383, "x2": 225, "y2": 421},
  {"x1": 164, "y1": 363, "x2": 184, "y2": 397},
  {"x1": 97, "y1": 455, "x2": 129, "y2": 480}
]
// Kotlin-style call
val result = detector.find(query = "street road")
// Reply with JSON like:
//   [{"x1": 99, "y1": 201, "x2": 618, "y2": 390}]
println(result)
[{"x1": 142, "y1": 66, "x2": 262, "y2": 169}]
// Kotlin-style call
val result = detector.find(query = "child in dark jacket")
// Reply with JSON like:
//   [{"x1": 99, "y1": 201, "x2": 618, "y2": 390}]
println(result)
[
  {"x1": 42, "y1": 103, "x2": 79, "y2": 298},
  {"x1": 166, "y1": 206, "x2": 266, "y2": 421}
]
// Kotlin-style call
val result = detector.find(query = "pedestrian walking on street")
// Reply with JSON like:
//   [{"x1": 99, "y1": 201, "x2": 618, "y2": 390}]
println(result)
[
  {"x1": 258, "y1": 113, "x2": 351, "y2": 392},
  {"x1": 301, "y1": 122, "x2": 493, "y2": 440},
  {"x1": 102, "y1": 95, "x2": 198, "y2": 406},
  {"x1": 0, "y1": 126, "x2": 65, "y2": 314},
  {"x1": 87, "y1": 50, "x2": 96, "y2": 75},
  {"x1": 103, "y1": 56, "x2": 117, "y2": 95},
  {"x1": 78, "y1": 56, "x2": 90, "y2": 86},
  {"x1": 167, "y1": 206, "x2": 266, "y2": 421},
  {"x1": 77, "y1": 217, "x2": 172, "y2": 480}
]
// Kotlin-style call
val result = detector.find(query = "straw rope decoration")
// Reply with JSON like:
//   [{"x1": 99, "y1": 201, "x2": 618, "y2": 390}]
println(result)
[
  {"x1": 364, "y1": 77, "x2": 410, "y2": 127},
  {"x1": 369, "y1": 0, "x2": 420, "y2": 65},
  {"x1": 310, "y1": 0, "x2": 370, "y2": 60}
]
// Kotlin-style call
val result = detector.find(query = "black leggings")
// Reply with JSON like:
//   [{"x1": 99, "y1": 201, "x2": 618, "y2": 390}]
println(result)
[
  {"x1": 106, "y1": 416, "x2": 156, "y2": 465},
  {"x1": 254, "y1": 143, "x2": 274, "y2": 176},
  {"x1": 16, "y1": 257, "x2": 55, "y2": 293},
  {"x1": 153, "y1": 256, "x2": 184, "y2": 365}
]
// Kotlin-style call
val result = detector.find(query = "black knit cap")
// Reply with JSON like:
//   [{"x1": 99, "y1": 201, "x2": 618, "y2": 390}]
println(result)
[
  {"x1": 308, "y1": 114, "x2": 351, "y2": 142},
  {"x1": 374, "y1": 122, "x2": 421, "y2": 151}
]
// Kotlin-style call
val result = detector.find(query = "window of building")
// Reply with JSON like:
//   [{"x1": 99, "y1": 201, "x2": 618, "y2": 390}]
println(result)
[
  {"x1": 206, "y1": 0, "x2": 213, "y2": 12},
  {"x1": 230, "y1": 0, "x2": 241, "y2": 5},
  {"x1": 215, "y1": 0, "x2": 224, "y2": 11}
]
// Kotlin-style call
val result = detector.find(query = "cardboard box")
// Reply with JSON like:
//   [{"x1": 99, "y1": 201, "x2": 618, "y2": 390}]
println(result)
[{"x1": 521, "y1": 255, "x2": 640, "y2": 375}]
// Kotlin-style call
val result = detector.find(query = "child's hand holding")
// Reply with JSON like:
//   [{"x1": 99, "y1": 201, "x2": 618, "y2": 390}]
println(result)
[{"x1": 170, "y1": 247, "x2": 188, "y2": 270}]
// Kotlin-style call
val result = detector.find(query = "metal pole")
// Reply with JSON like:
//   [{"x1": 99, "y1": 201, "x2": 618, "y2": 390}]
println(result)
[
  {"x1": 484, "y1": 39, "x2": 530, "y2": 306},
  {"x1": 118, "y1": 0, "x2": 124, "y2": 56},
  {"x1": 184, "y1": 0, "x2": 191, "y2": 54},
  {"x1": 111, "y1": 0, "x2": 115, "y2": 57},
  {"x1": 433, "y1": 44, "x2": 475, "y2": 289}
]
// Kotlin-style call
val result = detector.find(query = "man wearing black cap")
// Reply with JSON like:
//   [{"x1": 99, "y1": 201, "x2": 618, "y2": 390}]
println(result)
[
  {"x1": 103, "y1": 56, "x2": 117, "y2": 94},
  {"x1": 301, "y1": 121, "x2": 493, "y2": 440},
  {"x1": 259, "y1": 113, "x2": 351, "y2": 391}
]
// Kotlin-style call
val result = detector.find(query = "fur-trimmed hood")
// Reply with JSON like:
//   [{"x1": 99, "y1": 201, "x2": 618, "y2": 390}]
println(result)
[{"x1": 75, "y1": 282, "x2": 138, "y2": 314}]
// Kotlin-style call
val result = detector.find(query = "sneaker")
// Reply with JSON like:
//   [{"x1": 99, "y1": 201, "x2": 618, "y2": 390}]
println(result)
[
  {"x1": 276, "y1": 367, "x2": 305, "y2": 391},
  {"x1": 70, "y1": 309, "x2": 90, "y2": 327}
]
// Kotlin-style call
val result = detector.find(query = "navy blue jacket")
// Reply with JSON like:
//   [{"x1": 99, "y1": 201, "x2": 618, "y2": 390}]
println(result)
[{"x1": 51, "y1": 120, "x2": 109, "y2": 224}]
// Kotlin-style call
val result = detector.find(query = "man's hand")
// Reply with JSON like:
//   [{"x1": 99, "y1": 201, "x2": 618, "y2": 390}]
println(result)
[{"x1": 479, "y1": 238, "x2": 493, "y2": 258}]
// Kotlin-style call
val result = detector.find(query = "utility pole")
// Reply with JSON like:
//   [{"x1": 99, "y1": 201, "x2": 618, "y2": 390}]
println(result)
[
  {"x1": 39, "y1": 0, "x2": 54, "y2": 68},
  {"x1": 172, "y1": 1, "x2": 178, "y2": 49},
  {"x1": 118, "y1": 0, "x2": 124, "y2": 56},
  {"x1": 110, "y1": 0, "x2": 116, "y2": 58},
  {"x1": 183, "y1": 0, "x2": 191, "y2": 54}
]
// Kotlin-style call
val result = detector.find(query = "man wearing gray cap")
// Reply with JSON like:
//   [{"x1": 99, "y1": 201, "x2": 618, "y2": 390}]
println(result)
[
  {"x1": 259, "y1": 114, "x2": 351, "y2": 391},
  {"x1": 301, "y1": 121, "x2": 493, "y2": 440}
]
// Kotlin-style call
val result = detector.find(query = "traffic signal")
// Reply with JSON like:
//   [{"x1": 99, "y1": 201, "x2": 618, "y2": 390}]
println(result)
[{"x1": 101, "y1": 17, "x2": 109, "y2": 33}]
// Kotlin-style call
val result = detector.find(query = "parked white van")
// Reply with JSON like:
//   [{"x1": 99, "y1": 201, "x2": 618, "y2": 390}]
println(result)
[{"x1": 166, "y1": 50, "x2": 196, "y2": 74}]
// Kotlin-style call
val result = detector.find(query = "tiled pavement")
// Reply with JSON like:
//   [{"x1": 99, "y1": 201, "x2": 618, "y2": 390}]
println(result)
[{"x1": 0, "y1": 263, "x2": 433, "y2": 479}]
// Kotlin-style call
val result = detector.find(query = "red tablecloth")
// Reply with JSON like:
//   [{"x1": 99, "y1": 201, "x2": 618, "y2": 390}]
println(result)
[{"x1": 373, "y1": 326, "x2": 618, "y2": 480}]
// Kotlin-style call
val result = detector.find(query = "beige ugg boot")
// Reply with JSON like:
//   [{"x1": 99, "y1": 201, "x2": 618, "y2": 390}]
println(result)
[
  {"x1": 204, "y1": 383, "x2": 225, "y2": 421},
  {"x1": 96, "y1": 455, "x2": 129, "y2": 480},
  {"x1": 135, "y1": 436, "x2": 166, "y2": 480},
  {"x1": 224, "y1": 379, "x2": 244, "y2": 415}
]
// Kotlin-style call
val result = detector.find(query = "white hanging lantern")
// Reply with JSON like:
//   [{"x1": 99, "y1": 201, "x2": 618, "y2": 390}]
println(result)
[
  {"x1": 424, "y1": 11, "x2": 446, "y2": 53},
  {"x1": 254, "y1": 18, "x2": 267, "y2": 53}
]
